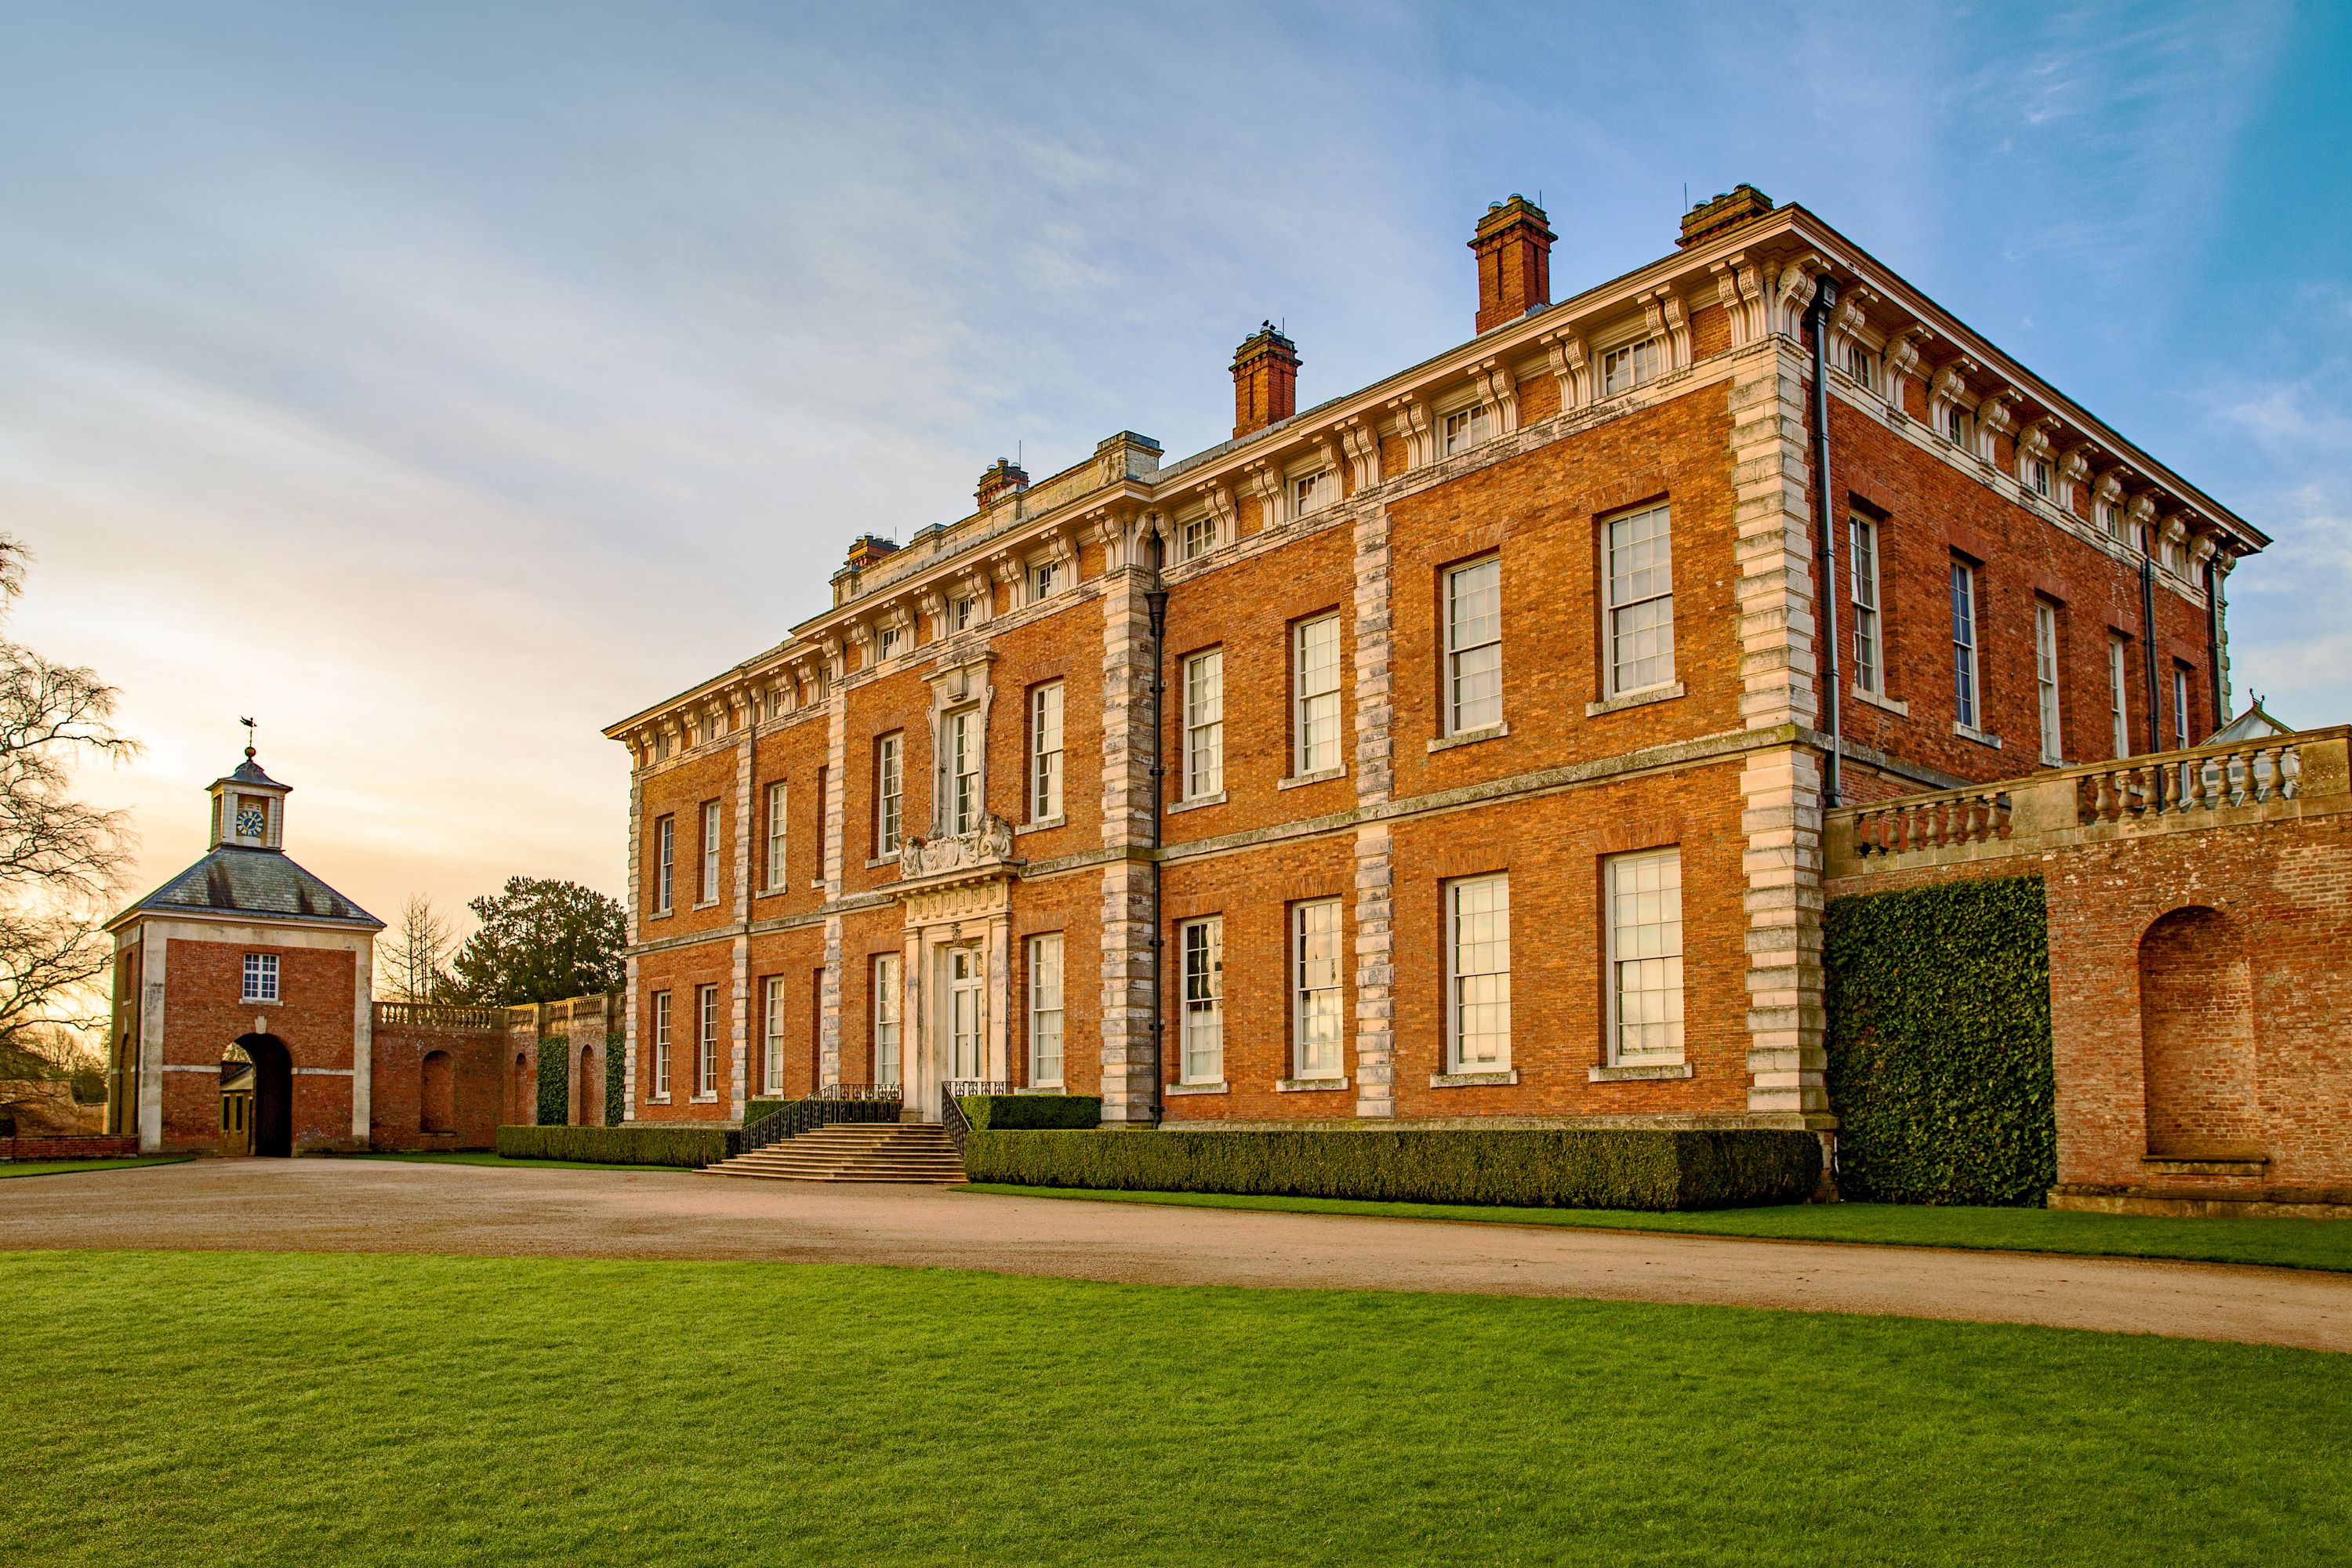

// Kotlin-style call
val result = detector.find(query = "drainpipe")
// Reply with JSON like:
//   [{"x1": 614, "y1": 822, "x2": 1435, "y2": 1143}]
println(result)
[
  {"x1": 2204, "y1": 552, "x2": 2228, "y2": 729},
  {"x1": 2140, "y1": 550, "x2": 2161, "y2": 753},
  {"x1": 1805, "y1": 276, "x2": 1844, "y2": 808},
  {"x1": 1142, "y1": 532, "x2": 1169, "y2": 1127}
]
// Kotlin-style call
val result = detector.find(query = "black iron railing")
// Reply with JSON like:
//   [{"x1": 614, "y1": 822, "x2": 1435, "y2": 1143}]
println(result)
[
  {"x1": 739, "y1": 1094, "x2": 902, "y2": 1156},
  {"x1": 937, "y1": 1081, "x2": 1011, "y2": 1156}
]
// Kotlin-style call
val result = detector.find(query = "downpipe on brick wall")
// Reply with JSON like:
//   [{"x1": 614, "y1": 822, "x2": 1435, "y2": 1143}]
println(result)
[
  {"x1": 2141, "y1": 551, "x2": 2162, "y2": 753},
  {"x1": 1143, "y1": 532, "x2": 1169, "y2": 1126},
  {"x1": 1806, "y1": 276, "x2": 1845, "y2": 809}
]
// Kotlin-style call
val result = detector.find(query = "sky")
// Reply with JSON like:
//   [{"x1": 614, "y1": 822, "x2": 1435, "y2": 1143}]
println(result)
[{"x1": 5, "y1": 0, "x2": 2347, "y2": 936}]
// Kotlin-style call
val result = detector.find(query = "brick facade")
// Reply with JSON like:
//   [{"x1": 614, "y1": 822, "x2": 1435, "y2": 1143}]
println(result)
[{"x1": 606, "y1": 191, "x2": 2270, "y2": 1148}]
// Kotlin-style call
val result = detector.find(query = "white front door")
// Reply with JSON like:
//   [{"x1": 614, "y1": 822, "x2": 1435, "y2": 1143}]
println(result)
[{"x1": 948, "y1": 946, "x2": 985, "y2": 1082}]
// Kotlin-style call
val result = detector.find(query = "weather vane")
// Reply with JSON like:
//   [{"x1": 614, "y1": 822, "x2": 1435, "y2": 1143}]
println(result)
[{"x1": 240, "y1": 715, "x2": 257, "y2": 759}]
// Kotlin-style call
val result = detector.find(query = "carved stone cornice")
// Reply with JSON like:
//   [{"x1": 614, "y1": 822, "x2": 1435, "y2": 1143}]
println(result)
[
  {"x1": 1472, "y1": 358, "x2": 1521, "y2": 433},
  {"x1": 1708, "y1": 252, "x2": 1766, "y2": 346},
  {"x1": 1386, "y1": 397, "x2": 1434, "y2": 470},
  {"x1": 1338, "y1": 418, "x2": 1381, "y2": 489},
  {"x1": 1541, "y1": 331, "x2": 1590, "y2": 411}
]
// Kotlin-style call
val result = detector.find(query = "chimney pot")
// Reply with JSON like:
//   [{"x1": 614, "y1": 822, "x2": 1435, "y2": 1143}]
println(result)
[
  {"x1": 1678, "y1": 183, "x2": 1775, "y2": 249},
  {"x1": 1230, "y1": 323, "x2": 1301, "y2": 439},
  {"x1": 1469, "y1": 195, "x2": 1555, "y2": 334},
  {"x1": 975, "y1": 459, "x2": 1030, "y2": 509}
]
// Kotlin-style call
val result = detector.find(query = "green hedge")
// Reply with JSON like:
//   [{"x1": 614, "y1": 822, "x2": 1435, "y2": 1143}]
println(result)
[
  {"x1": 958, "y1": 1094, "x2": 1102, "y2": 1131},
  {"x1": 535, "y1": 1038, "x2": 568, "y2": 1127},
  {"x1": 1824, "y1": 875, "x2": 2056, "y2": 1206},
  {"x1": 602, "y1": 1035, "x2": 624, "y2": 1128},
  {"x1": 495, "y1": 1123, "x2": 739, "y2": 1168},
  {"x1": 963, "y1": 1128, "x2": 1820, "y2": 1211},
  {"x1": 743, "y1": 1098, "x2": 789, "y2": 1127}
]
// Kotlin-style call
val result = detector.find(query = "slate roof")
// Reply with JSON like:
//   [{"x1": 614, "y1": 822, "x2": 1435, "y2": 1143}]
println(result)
[
  {"x1": 108, "y1": 846, "x2": 383, "y2": 931},
  {"x1": 2205, "y1": 698, "x2": 2296, "y2": 746}
]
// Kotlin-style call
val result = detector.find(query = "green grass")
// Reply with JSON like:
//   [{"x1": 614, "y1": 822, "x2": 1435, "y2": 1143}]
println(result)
[
  {"x1": 964, "y1": 1183, "x2": 2352, "y2": 1272},
  {"x1": 0, "y1": 1156, "x2": 191, "y2": 1179},
  {"x1": 349, "y1": 1152, "x2": 693, "y2": 1174},
  {"x1": 5, "y1": 1250, "x2": 2348, "y2": 1566}
]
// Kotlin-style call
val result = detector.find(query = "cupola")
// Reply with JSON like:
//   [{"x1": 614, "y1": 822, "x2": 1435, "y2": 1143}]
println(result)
[{"x1": 207, "y1": 749, "x2": 290, "y2": 851}]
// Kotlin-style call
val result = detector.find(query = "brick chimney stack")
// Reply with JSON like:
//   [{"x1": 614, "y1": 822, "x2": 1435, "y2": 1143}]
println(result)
[
  {"x1": 1230, "y1": 323, "x2": 1300, "y2": 438},
  {"x1": 1470, "y1": 195, "x2": 1555, "y2": 334},
  {"x1": 1678, "y1": 184, "x2": 1774, "y2": 249},
  {"x1": 975, "y1": 459, "x2": 1030, "y2": 509}
]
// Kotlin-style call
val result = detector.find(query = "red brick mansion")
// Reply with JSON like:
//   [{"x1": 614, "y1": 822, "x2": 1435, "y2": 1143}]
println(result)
[{"x1": 603, "y1": 185, "x2": 2352, "y2": 1209}]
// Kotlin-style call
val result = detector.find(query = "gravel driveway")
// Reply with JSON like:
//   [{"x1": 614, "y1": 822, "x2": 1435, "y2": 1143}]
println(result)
[{"x1": 7, "y1": 1158, "x2": 2349, "y2": 1352}]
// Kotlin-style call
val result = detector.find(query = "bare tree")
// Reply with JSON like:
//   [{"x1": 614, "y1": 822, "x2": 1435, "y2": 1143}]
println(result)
[
  {"x1": 381, "y1": 893, "x2": 456, "y2": 1004},
  {"x1": 0, "y1": 534, "x2": 139, "y2": 1062}
]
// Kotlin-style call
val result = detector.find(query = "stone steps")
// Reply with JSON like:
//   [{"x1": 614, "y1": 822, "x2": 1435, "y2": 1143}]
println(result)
[{"x1": 703, "y1": 1120, "x2": 964, "y2": 1185}]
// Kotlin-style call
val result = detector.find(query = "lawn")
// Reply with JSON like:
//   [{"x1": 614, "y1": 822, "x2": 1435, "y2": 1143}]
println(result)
[
  {"x1": 350, "y1": 1152, "x2": 697, "y2": 1174},
  {"x1": 0, "y1": 1156, "x2": 191, "y2": 1180},
  {"x1": 963, "y1": 1183, "x2": 2352, "y2": 1273},
  {"x1": 5, "y1": 1250, "x2": 2347, "y2": 1566}
]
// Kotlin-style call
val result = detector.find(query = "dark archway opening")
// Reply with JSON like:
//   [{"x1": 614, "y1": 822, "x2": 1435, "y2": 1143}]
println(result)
[
  {"x1": 420, "y1": 1050, "x2": 455, "y2": 1134},
  {"x1": 230, "y1": 1033, "x2": 295, "y2": 1156}
]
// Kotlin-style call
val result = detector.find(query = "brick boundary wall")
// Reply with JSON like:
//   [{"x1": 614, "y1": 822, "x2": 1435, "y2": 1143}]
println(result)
[{"x1": 2, "y1": 1135, "x2": 141, "y2": 1161}]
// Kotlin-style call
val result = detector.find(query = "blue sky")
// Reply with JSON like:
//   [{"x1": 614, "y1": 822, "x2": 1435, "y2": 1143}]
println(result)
[{"x1": 5, "y1": 0, "x2": 2346, "y2": 924}]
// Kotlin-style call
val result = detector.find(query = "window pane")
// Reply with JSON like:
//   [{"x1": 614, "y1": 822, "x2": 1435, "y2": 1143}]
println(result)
[
  {"x1": 1850, "y1": 517, "x2": 1880, "y2": 695},
  {"x1": 1610, "y1": 851, "x2": 1684, "y2": 1064},
  {"x1": 1446, "y1": 559, "x2": 1502, "y2": 732},
  {"x1": 1449, "y1": 875, "x2": 1510, "y2": 1069},
  {"x1": 1294, "y1": 615, "x2": 1341, "y2": 775},
  {"x1": 1294, "y1": 900, "x2": 1344, "y2": 1078},
  {"x1": 1032, "y1": 684, "x2": 1063, "y2": 820},
  {"x1": 1029, "y1": 935, "x2": 1063, "y2": 1085},
  {"x1": 1181, "y1": 917, "x2": 1223, "y2": 1083},
  {"x1": 1951, "y1": 562, "x2": 1978, "y2": 730},
  {"x1": 1607, "y1": 506, "x2": 1675, "y2": 694},
  {"x1": 2036, "y1": 603, "x2": 2063, "y2": 764},
  {"x1": 873, "y1": 953, "x2": 901, "y2": 1087},
  {"x1": 1186, "y1": 651, "x2": 1224, "y2": 797}
]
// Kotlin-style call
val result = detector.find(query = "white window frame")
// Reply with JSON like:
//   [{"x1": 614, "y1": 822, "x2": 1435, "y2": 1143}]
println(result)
[
  {"x1": 952, "y1": 593, "x2": 978, "y2": 633},
  {"x1": 2027, "y1": 458, "x2": 2053, "y2": 499},
  {"x1": 1183, "y1": 649, "x2": 1224, "y2": 799},
  {"x1": 2035, "y1": 601, "x2": 2063, "y2": 765},
  {"x1": 696, "y1": 984, "x2": 718, "y2": 1098},
  {"x1": 1606, "y1": 850, "x2": 1685, "y2": 1067},
  {"x1": 1291, "y1": 469, "x2": 1330, "y2": 516},
  {"x1": 1842, "y1": 341, "x2": 1877, "y2": 393},
  {"x1": 873, "y1": 952, "x2": 902, "y2": 1087},
  {"x1": 1027, "y1": 934, "x2": 1065, "y2": 1088},
  {"x1": 1292, "y1": 899, "x2": 1345, "y2": 1080},
  {"x1": 764, "y1": 783, "x2": 786, "y2": 892},
  {"x1": 875, "y1": 732, "x2": 903, "y2": 855},
  {"x1": 762, "y1": 976, "x2": 786, "y2": 1096},
  {"x1": 1446, "y1": 873, "x2": 1511, "y2": 1072},
  {"x1": 2173, "y1": 666, "x2": 2191, "y2": 750},
  {"x1": 652, "y1": 991, "x2": 672, "y2": 1100},
  {"x1": 1179, "y1": 916, "x2": 1224, "y2": 1085},
  {"x1": 1849, "y1": 514, "x2": 1882, "y2": 695},
  {"x1": 1439, "y1": 403, "x2": 1493, "y2": 457},
  {"x1": 2109, "y1": 636, "x2": 2132, "y2": 759},
  {"x1": 1604, "y1": 503, "x2": 1675, "y2": 697},
  {"x1": 1028, "y1": 557, "x2": 1061, "y2": 603},
  {"x1": 655, "y1": 816, "x2": 675, "y2": 913},
  {"x1": 1950, "y1": 560, "x2": 1980, "y2": 731},
  {"x1": 1030, "y1": 682, "x2": 1064, "y2": 822},
  {"x1": 1293, "y1": 614, "x2": 1342, "y2": 776},
  {"x1": 1444, "y1": 556, "x2": 1503, "y2": 734},
  {"x1": 946, "y1": 708, "x2": 982, "y2": 836},
  {"x1": 1178, "y1": 513, "x2": 1217, "y2": 563},
  {"x1": 1945, "y1": 402, "x2": 1972, "y2": 448},
  {"x1": 241, "y1": 952, "x2": 279, "y2": 1004},
  {"x1": 1600, "y1": 336, "x2": 1662, "y2": 397},
  {"x1": 699, "y1": 800, "x2": 720, "y2": 906}
]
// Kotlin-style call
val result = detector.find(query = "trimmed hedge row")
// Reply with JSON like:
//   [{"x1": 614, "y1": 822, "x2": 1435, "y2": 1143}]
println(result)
[
  {"x1": 495, "y1": 1123, "x2": 739, "y2": 1168},
  {"x1": 963, "y1": 1128, "x2": 1820, "y2": 1210},
  {"x1": 957, "y1": 1094, "x2": 1102, "y2": 1131},
  {"x1": 1823, "y1": 874, "x2": 2056, "y2": 1207},
  {"x1": 743, "y1": 1098, "x2": 789, "y2": 1127}
]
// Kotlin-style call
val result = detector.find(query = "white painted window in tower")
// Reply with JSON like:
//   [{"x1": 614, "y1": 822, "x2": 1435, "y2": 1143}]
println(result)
[
  {"x1": 946, "y1": 710, "x2": 982, "y2": 836},
  {"x1": 1028, "y1": 934, "x2": 1064, "y2": 1087},
  {"x1": 1030, "y1": 682, "x2": 1064, "y2": 822},
  {"x1": 1293, "y1": 900, "x2": 1344, "y2": 1080},
  {"x1": 1607, "y1": 850, "x2": 1684, "y2": 1065},
  {"x1": 1184, "y1": 650, "x2": 1224, "y2": 798},
  {"x1": 1294, "y1": 614, "x2": 1341, "y2": 775},
  {"x1": 1447, "y1": 874, "x2": 1511, "y2": 1071},
  {"x1": 1606, "y1": 504, "x2": 1675, "y2": 695},
  {"x1": 1181, "y1": 916, "x2": 1224, "y2": 1085},
  {"x1": 873, "y1": 953, "x2": 902, "y2": 1088},
  {"x1": 1445, "y1": 557, "x2": 1502, "y2": 732},
  {"x1": 242, "y1": 952, "x2": 279, "y2": 1004}
]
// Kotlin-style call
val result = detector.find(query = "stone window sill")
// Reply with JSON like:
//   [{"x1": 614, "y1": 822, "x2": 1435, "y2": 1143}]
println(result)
[
  {"x1": 693, "y1": 899, "x2": 720, "y2": 912},
  {"x1": 866, "y1": 855, "x2": 898, "y2": 869},
  {"x1": 1017, "y1": 1084, "x2": 1066, "y2": 1095},
  {"x1": 1163, "y1": 1081, "x2": 1229, "y2": 1097},
  {"x1": 1850, "y1": 685, "x2": 1909, "y2": 717},
  {"x1": 1589, "y1": 1062, "x2": 1693, "y2": 1083},
  {"x1": 755, "y1": 884, "x2": 789, "y2": 899},
  {"x1": 1428, "y1": 723, "x2": 1509, "y2": 754},
  {"x1": 647, "y1": 1094, "x2": 670, "y2": 1105},
  {"x1": 809, "y1": 879, "x2": 826, "y2": 891},
  {"x1": 648, "y1": 909, "x2": 673, "y2": 921},
  {"x1": 1276, "y1": 1076, "x2": 1350, "y2": 1093},
  {"x1": 1017, "y1": 815, "x2": 1068, "y2": 835},
  {"x1": 691, "y1": 1093, "x2": 718, "y2": 1104},
  {"x1": 1954, "y1": 722, "x2": 2004, "y2": 750},
  {"x1": 1430, "y1": 1069, "x2": 1517, "y2": 1087},
  {"x1": 1167, "y1": 791, "x2": 1228, "y2": 817},
  {"x1": 1278, "y1": 768, "x2": 1346, "y2": 791},
  {"x1": 1586, "y1": 681, "x2": 1685, "y2": 717}
]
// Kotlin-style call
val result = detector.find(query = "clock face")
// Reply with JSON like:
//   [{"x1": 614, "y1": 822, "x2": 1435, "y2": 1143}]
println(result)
[{"x1": 237, "y1": 804, "x2": 267, "y2": 839}]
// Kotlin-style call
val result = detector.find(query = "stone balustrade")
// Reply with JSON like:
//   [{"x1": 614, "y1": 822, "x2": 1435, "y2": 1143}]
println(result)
[{"x1": 1827, "y1": 725, "x2": 2350, "y2": 879}]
